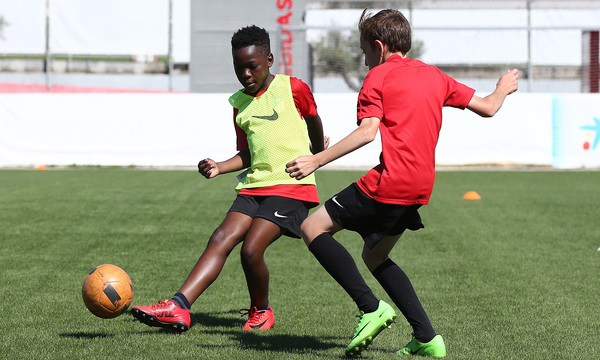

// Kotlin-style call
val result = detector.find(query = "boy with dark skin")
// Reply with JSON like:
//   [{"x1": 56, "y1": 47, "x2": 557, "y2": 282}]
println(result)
[
  {"x1": 132, "y1": 25, "x2": 328, "y2": 332},
  {"x1": 286, "y1": 9, "x2": 518, "y2": 357}
]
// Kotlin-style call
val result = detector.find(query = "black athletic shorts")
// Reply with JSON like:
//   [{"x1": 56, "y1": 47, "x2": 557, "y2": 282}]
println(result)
[
  {"x1": 228, "y1": 194, "x2": 310, "y2": 239},
  {"x1": 324, "y1": 183, "x2": 425, "y2": 248}
]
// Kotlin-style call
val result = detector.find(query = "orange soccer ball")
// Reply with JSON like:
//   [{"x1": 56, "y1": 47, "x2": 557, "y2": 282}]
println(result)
[{"x1": 82, "y1": 264, "x2": 133, "y2": 319}]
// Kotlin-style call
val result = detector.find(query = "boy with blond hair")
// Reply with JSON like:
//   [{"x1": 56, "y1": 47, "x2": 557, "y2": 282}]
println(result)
[{"x1": 286, "y1": 9, "x2": 518, "y2": 357}]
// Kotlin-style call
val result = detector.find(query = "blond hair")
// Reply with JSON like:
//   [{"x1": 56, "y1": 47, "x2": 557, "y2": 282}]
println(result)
[{"x1": 358, "y1": 9, "x2": 411, "y2": 55}]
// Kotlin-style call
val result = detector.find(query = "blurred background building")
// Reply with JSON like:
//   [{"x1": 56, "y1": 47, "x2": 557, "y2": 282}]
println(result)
[{"x1": 0, "y1": 0, "x2": 598, "y2": 93}]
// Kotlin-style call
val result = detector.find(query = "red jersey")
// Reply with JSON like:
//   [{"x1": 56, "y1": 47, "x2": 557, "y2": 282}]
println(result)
[
  {"x1": 234, "y1": 76, "x2": 320, "y2": 207},
  {"x1": 356, "y1": 55, "x2": 475, "y2": 205}
]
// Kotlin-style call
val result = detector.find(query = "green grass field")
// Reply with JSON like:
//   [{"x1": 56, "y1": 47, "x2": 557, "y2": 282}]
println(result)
[{"x1": 1, "y1": 168, "x2": 599, "y2": 359}]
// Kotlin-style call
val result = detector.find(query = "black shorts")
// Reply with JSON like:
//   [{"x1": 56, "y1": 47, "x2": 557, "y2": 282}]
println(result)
[
  {"x1": 228, "y1": 194, "x2": 310, "y2": 239},
  {"x1": 324, "y1": 183, "x2": 425, "y2": 248}
]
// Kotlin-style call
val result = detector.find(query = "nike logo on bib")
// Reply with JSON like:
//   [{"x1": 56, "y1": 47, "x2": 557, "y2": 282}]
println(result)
[{"x1": 252, "y1": 109, "x2": 279, "y2": 121}]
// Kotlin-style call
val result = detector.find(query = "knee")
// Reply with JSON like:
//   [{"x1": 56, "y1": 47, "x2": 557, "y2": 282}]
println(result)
[
  {"x1": 206, "y1": 227, "x2": 238, "y2": 255},
  {"x1": 361, "y1": 249, "x2": 386, "y2": 273},
  {"x1": 240, "y1": 244, "x2": 263, "y2": 267},
  {"x1": 300, "y1": 216, "x2": 323, "y2": 246},
  {"x1": 300, "y1": 220, "x2": 311, "y2": 245}
]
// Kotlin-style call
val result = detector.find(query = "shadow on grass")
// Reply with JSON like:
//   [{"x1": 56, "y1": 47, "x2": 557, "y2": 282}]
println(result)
[
  {"x1": 123, "y1": 310, "x2": 243, "y2": 336},
  {"x1": 59, "y1": 332, "x2": 114, "y2": 339},
  {"x1": 130, "y1": 309, "x2": 345, "y2": 355},
  {"x1": 218, "y1": 330, "x2": 341, "y2": 352},
  {"x1": 191, "y1": 309, "x2": 242, "y2": 328},
  {"x1": 125, "y1": 309, "x2": 347, "y2": 356},
  {"x1": 191, "y1": 310, "x2": 344, "y2": 356}
]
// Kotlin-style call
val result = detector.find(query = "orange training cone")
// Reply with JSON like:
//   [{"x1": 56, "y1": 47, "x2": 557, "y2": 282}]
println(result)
[
  {"x1": 463, "y1": 191, "x2": 481, "y2": 200},
  {"x1": 36, "y1": 165, "x2": 47, "y2": 171}
]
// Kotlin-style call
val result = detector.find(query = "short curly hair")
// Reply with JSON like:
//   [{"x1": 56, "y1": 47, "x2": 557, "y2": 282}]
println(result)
[{"x1": 231, "y1": 25, "x2": 271, "y2": 56}]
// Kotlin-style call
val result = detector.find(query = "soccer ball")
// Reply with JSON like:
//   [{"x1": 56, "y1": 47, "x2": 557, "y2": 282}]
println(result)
[{"x1": 82, "y1": 264, "x2": 133, "y2": 319}]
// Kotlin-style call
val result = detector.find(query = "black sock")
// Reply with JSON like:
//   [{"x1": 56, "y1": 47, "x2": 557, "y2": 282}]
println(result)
[
  {"x1": 372, "y1": 259, "x2": 436, "y2": 343},
  {"x1": 257, "y1": 302, "x2": 270, "y2": 311},
  {"x1": 308, "y1": 233, "x2": 379, "y2": 313},
  {"x1": 171, "y1": 292, "x2": 191, "y2": 310}
]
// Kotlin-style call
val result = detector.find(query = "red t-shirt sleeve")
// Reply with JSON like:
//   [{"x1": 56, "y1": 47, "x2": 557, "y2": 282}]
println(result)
[
  {"x1": 233, "y1": 108, "x2": 249, "y2": 151},
  {"x1": 356, "y1": 72, "x2": 383, "y2": 125},
  {"x1": 442, "y1": 74, "x2": 476, "y2": 109},
  {"x1": 290, "y1": 77, "x2": 318, "y2": 118}
]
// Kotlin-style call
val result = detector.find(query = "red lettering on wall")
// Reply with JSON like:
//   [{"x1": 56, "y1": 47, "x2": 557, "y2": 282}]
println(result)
[
  {"x1": 281, "y1": 52, "x2": 293, "y2": 75},
  {"x1": 276, "y1": 1, "x2": 293, "y2": 75},
  {"x1": 281, "y1": 53, "x2": 293, "y2": 65},
  {"x1": 277, "y1": 0, "x2": 292, "y2": 10},
  {"x1": 281, "y1": 29, "x2": 293, "y2": 44},
  {"x1": 277, "y1": 12, "x2": 292, "y2": 25}
]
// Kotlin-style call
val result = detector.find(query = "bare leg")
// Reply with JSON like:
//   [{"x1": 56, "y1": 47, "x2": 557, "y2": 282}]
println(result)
[
  {"x1": 239, "y1": 218, "x2": 282, "y2": 308},
  {"x1": 300, "y1": 205, "x2": 342, "y2": 245},
  {"x1": 361, "y1": 234, "x2": 400, "y2": 272},
  {"x1": 178, "y1": 211, "x2": 252, "y2": 305}
]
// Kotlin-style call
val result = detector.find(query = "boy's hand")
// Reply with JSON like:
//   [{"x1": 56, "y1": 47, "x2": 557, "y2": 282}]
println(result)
[
  {"x1": 323, "y1": 136, "x2": 331, "y2": 149},
  {"x1": 286, "y1": 155, "x2": 319, "y2": 180},
  {"x1": 309, "y1": 135, "x2": 331, "y2": 154},
  {"x1": 198, "y1": 158, "x2": 219, "y2": 179},
  {"x1": 497, "y1": 69, "x2": 519, "y2": 95},
  {"x1": 467, "y1": 69, "x2": 519, "y2": 117}
]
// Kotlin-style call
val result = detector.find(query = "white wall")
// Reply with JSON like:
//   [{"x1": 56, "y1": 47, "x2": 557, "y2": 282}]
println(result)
[
  {"x1": 0, "y1": 93, "x2": 599, "y2": 169},
  {"x1": 2, "y1": 2, "x2": 599, "y2": 65},
  {"x1": 0, "y1": 0, "x2": 190, "y2": 62}
]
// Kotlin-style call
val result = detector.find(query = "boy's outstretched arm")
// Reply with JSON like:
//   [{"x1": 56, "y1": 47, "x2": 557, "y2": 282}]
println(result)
[
  {"x1": 198, "y1": 150, "x2": 250, "y2": 179},
  {"x1": 286, "y1": 117, "x2": 380, "y2": 180},
  {"x1": 467, "y1": 69, "x2": 519, "y2": 117}
]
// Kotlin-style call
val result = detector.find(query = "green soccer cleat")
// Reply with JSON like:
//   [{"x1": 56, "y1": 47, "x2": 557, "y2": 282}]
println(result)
[
  {"x1": 396, "y1": 334, "x2": 446, "y2": 357},
  {"x1": 345, "y1": 300, "x2": 397, "y2": 357}
]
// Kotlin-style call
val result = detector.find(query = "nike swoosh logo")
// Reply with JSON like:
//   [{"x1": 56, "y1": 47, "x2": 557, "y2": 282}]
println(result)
[
  {"x1": 252, "y1": 109, "x2": 278, "y2": 121},
  {"x1": 250, "y1": 319, "x2": 269, "y2": 330},
  {"x1": 274, "y1": 211, "x2": 288, "y2": 218},
  {"x1": 351, "y1": 321, "x2": 371, "y2": 340},
  {"x1": 332, "y1": 196, "x2": 344, "y2": 208},
  {"x1": 410, "y1": 344, "x2": 425, "y2": 354}
]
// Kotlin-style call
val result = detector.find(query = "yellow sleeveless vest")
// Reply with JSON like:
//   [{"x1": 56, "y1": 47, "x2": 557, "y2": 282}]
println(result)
[{"x1": 229, "y1": 75, "x2": 316, "y2": 190}]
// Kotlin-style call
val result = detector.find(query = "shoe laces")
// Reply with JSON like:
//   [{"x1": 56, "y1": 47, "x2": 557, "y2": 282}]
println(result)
[
  {"x1": 404, "y1": 333, "x2": 421, "y2": 349},
  {"x1": 352, "y1": 311, "x2": 366, "y2": 334},
  {"x1": 152, "y1": 300, "x2": 172, "y2": 309},
  {"x1": 239, "y1": 306, "x2": 257, "y2": 318},
  {"x1": 240, "y1": 306, "x2": 268, "y2": 323}
]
